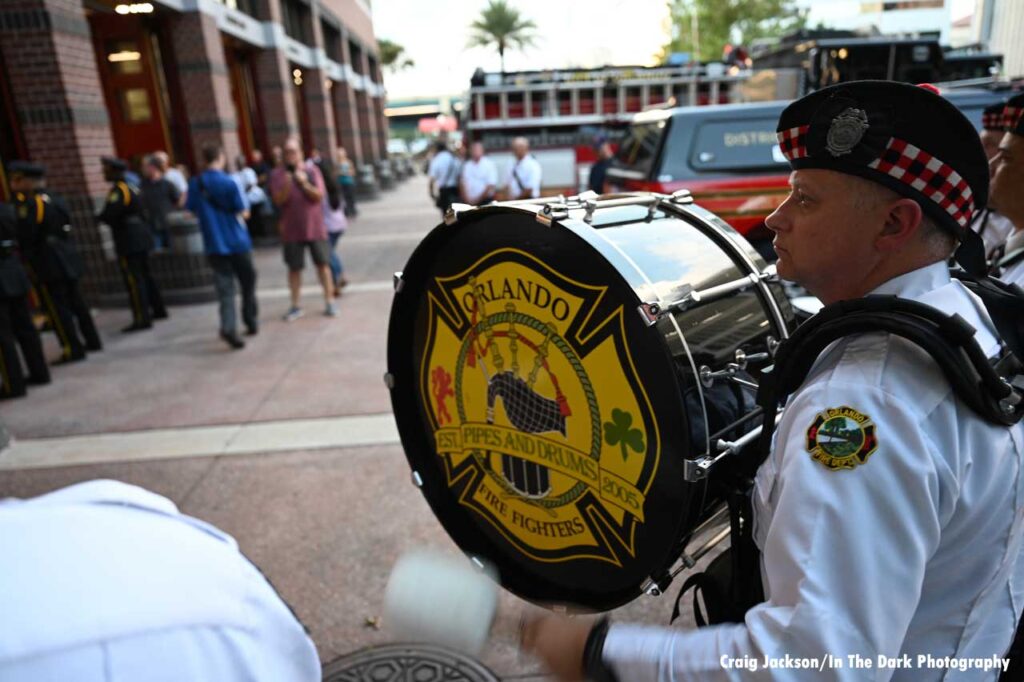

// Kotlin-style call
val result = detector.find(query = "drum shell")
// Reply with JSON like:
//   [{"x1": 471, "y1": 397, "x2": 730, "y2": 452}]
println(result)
[{"x1": 387, "y1": 198, "x2": 792, "y2": 610}]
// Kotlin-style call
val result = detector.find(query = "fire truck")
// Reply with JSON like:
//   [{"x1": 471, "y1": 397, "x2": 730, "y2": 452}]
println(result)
[{"x1": 460, "y1": 63, "x2": 791, "y2": 198}]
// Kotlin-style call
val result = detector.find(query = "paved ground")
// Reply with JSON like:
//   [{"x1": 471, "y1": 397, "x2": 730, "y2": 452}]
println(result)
[{"x1": 0, "y1": 174, "x2": 706, "y2": 678}]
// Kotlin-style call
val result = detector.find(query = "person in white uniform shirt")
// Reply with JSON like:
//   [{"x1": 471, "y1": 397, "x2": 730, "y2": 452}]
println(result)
[
  {"x1": 506, "y1": 137, "x2": 541, "y2": 200},
  {"x1": 460, "y1": 141, "x2": 498, "y2": 205},
  {"x1": 428, "y1": 141, "x2": 462, "y2": 218},
  {"x1": 991, "y1": 93, "x2": 1024, "y2": 287},
  {"x1": 0, "y1": 479, "x2": 321, "y2": 681},
  {"x1": 973, "y1": 102, "x2": 1016, "y2": 261},
  {"x1": 521, "y1": 81, "x2": 1024, "y2": 681}
]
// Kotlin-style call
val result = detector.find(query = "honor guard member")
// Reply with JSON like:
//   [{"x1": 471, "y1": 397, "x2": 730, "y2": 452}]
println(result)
[
  {"x1": 98, "y1": 156, "x2": 167, "y2": 332},
  {"x1": 991, "y1": 93, "x2": 1024, "y2": 287},
  {"x1": 10, "y1": 161, "x2": 102, "y2": 363},
  {"x1": 973, "y1": 101, "x2": 1017, "y2": 261},
  {"x1": 0, "y1": 201, "x2": 49, "y2": 399},
  {"x1": 0, "y1": 480, "x2": 321, "y2": 681},
  {"x1": 522, "y1": 82, "x2": 1024, "y2": 681}
]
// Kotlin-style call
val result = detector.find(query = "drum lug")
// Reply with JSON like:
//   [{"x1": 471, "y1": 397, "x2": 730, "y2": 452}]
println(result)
[
  {"x1": 646, "y1": 198, "x2": 663, "y2": 221},
  {"x1": 683, "y1": 455, "x2": 718, "y2": 482},
  {"x1": 384, "y1": 372, "x2": 395, "y2": 389},
  {"x1": 641, "y1": 570, "x2": 672, "y2": 597},
  {"x1": 537, "y1": 203, "x2": 569, "y2": 226},
  {"x1": 393, "y1": 272, "x2": 404, "y2": 293},
  {"x1": 583, "y1": 199, "x2": 598, "y2": 224},
  {"x1": 760, "y1": 263, "x2": 780, "y2": 283},
  {"x1": 444, "y1": 203, "x2": 474, "y2": 226},
  {"x1": 669, "y1": 189, "x2": 693, "y2": 205},
  {"x1": 637, "y1": 302, "x2": 660, "y2": 326},
  {"x1": 411, "y1": 470, "x2": 423, "y2": 488}
]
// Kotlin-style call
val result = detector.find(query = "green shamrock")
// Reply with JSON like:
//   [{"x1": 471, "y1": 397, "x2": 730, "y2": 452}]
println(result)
[{"x1": 603, "y1": 408, "x2": 645, "y2": 462}]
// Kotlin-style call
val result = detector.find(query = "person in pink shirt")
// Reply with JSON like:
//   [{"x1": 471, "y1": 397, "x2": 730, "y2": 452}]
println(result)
[{"x1": 269, "y1": 138, "x2": 336, "y2": 320}]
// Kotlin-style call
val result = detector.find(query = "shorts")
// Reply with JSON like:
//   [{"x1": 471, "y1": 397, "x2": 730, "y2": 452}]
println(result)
[{"x1": 283, "y1": 240, "x2": 330, "y2": 271}]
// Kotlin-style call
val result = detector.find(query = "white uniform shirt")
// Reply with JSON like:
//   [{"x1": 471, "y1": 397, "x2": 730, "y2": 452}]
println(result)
[
  {"x1": 976, "y1": 210, "x2": 1016, "y2": 261},
  {"x1": 165, "y1": 167, "x2": 188, "y2": 196},
  {"x1": 460, "y1": 157, "x2": 498, "y2": 203},
  {"x1": 997, "y1": 229, "x2": 1024, "y2": 288},
  {"x1": 507, "y1": 155, "x2": 542, "y2": 198},
  {"x1": 604, "y1": 262, "x2": 1024, "y2": 681},
  {"x1": 428, "y1": 150, "x2": 461, "y2": 189},
  {"x1": 0, "y1": 480, "x2": 321, "y2": 682}
]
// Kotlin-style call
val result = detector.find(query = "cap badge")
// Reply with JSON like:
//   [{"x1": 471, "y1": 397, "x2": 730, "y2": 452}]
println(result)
[{"x1": 826, "y1": 107, "x2": 869, "y2": 157}]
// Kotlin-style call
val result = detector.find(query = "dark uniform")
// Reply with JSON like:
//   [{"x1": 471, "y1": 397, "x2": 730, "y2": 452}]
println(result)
[
  {"x1": 11, "y1": 164, "x2": 102, "y2": 363},
  {"x1": 0, "y1": 202, "x2": 49, "y2": 398},
  {"x1": 98, "y1": 157, "x2": 166, "y2": 332}
]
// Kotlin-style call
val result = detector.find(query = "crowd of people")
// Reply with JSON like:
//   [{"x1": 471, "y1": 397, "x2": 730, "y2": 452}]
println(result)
[
  {"x1": 0, "y1": 141, "x2": 361, "y2": 400},
  {"x1": 427, "y1": 135, "x2": 543, "y2": 217}
]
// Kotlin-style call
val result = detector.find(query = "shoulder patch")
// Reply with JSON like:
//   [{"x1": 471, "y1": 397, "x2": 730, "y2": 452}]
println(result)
[{"x1": 805, "y1": 405, "x2": 878, "y2": 471}]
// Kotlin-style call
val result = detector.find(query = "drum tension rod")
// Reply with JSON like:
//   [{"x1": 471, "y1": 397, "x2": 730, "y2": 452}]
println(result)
[
  {"x1": 699, "y1": 348, "x2": 771, "y2": 389},
  {"x1": 683, "y1": 411, "x2": 782, "y2": 482}
]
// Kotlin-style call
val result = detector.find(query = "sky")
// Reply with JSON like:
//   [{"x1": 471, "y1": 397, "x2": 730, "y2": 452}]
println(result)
[{"x1": 372, "y1": 0, "x2": 978, "y2": 101}]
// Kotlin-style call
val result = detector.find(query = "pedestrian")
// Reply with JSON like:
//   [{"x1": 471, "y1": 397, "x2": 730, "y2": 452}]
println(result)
[
  {"x1": 99, "y1": 156, "x2": 168, "y2": 332},
  {"x1": 336, "y1": 146, "x2": 358, "y2": 217},
  {"x1": 428, "y1": 141, "x2": 461, "y2": 218},
  {"x1": 10, "y1": 161, "x2": 101, "y2": 362},
  {"x1": 186, "y1": 145, "x2": 258, "y2": 350},
  {"x1": 250, "y1": 148, "x2": 270, "y2": 187},
  {"x1": 233, "y1": 154, "x2": 268, "y2": 241},
  {"x1": 317, "y1": 156, "x2": 348, "y2": 296},
  {"x1": 587, "y1": 140, "x2": 614, "y2": 194},
  {"x1": 521, "y1": 81, "x2": 1024, "y2": 681},
  {"x1": 972, "y1": 101, "x2": 1016, "y2": 261},
  {"x1": 506, "y1": 136, "x2": 541, "y2": 200},
  {"x1": 139, "y1": 153, "x2": 181, "y2": 250},
  {"x1": 0, "y1": 479, "x2": 321, "y2": 681},
  {"x1": 153, "y1": 150, "x2": 188, "y2": 203},
  {"x1": 269, "y1": 138, "x2": 336, "y2": 320},
  {"x1": 0, "y1": 201, "x2": 49, "y2": 399},
  {"x1": 459, "y1": 141, "x2": 497, "y2": 205},
  {"x1": 990, "y1": 92, "x2": 1024, "y2": 286}
]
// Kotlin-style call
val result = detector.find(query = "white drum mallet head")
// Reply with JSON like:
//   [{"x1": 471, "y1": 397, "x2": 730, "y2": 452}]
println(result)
[{"x1": 384, "y1": 549, "x2": 499, "y2": 656}]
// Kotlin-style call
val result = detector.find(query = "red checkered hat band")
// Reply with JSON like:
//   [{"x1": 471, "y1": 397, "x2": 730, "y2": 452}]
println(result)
[
  {"x1": 777, "y1": 125, "x2": 810, "y2": 160},
  {"x1": 983, "y1": 111, "x2": 1004, "y2": 131},
  {"x1": 867, "y1": 137, "x2": 974, "y2": 230},
  {"x1": 1006, "y1": 106, "x2": 1024, "y2": 132},
  {"x1": 777, "y1": 131, "x2": 975, "y2": 230}
]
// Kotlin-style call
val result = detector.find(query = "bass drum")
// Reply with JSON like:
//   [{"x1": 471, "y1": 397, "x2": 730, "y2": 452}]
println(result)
[{"x1": 387, "y1": 192, "x2": 795, "y2": 611}]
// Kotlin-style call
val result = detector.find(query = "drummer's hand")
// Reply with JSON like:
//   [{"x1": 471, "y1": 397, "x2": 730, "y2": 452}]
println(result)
[{"x1": 520, "y1": 613, "x2": 592, "y2": 682}]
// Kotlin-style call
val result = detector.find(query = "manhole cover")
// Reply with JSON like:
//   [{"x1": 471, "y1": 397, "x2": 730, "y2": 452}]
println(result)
[{"x1": 322, "y1": 644, "x2": 501, "y2": 682}]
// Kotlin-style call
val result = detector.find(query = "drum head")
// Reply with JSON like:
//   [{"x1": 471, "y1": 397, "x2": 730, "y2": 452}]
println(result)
[{"x1": 388, "y1": 207, "x2": 701, "y2": 611}]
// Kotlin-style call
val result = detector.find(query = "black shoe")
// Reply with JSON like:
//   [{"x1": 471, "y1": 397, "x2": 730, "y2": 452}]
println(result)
[
  {"x1": 0, "y1": 388, "x2": 27, "y2": 400},
  {"x1": 153, "y1": 311, "x2": 169, "y2": 320},
  {"x1": 244, "y1": 326, "x2": 259, "y2": 337},
  {"x1": 122, "y1": 323, "x2": 153, "y2": 333},
  {"x1": 220, "y1": 331, "x2": 245, "y2": 350},
  {"x1": 27, "y1": 374, "x2": 51, "y2": 386},
  {"x1": 52, "y1": 354, "x2": 86, "y2": 366},
  {"x1": 86, "y1": 343, "x2": 103, "y2": 352}
]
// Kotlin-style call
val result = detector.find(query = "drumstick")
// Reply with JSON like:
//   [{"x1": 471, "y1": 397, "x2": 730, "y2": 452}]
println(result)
[{"x1": 383, "y1": 549, "x2": 500, "y2": 656}]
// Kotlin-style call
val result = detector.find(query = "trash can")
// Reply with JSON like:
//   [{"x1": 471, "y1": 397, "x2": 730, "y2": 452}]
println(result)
[{"x1": 168, "y1": 210, "x2": 205, "y2": 255}]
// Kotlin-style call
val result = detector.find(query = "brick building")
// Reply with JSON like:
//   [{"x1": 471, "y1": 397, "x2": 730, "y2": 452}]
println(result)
[{"x1": 0, "y1": 0, "x2": 389, "y2": 299}]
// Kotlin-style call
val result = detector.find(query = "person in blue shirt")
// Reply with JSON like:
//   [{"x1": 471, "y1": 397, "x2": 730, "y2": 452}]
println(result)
[{"x1": 186, "y1": 145, "x2": 258, "y2": 350}]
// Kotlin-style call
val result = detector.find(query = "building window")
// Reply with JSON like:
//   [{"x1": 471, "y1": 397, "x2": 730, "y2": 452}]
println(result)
[
  {"x1": 322, "y1": 21, "x2": 343, "y2": 63},
  {"x1": 281, "y1": 0, "x2": 311, "y2": 45},
  {"x1": 121, "y1": 88, "x2": 153, "y2": 122},
  {"x1": 208, "y1": 0, "x2": 258, "y2": 16}
]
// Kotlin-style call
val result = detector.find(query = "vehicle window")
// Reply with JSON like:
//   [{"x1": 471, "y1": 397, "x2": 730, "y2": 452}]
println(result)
[
  {"x1": 613, "y1": 120, "x2": 666, "y2": 176},
  {"x1": 686, "y1": 118, "x2": 788, "y2": 173}
]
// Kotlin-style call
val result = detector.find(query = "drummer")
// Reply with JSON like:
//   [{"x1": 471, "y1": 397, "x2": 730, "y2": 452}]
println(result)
[{"x1": 522, "y1": 81, "x2": 1024, "y2": 680}]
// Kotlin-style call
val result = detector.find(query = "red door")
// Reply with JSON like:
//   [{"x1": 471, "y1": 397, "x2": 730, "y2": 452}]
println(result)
[{"x1": 89, "y1": 13, "x2": 171, "y2": 164}]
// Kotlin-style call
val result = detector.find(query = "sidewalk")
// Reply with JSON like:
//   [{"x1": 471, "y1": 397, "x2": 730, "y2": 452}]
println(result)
[{"x1": 0, "y1": 175, "x2": 694, "y2": 678}]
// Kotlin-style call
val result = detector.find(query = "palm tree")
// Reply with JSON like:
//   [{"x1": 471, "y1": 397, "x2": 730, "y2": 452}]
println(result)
[
  {"x1": 467, "y1": 0, "x2": 538, "y2": 74},
  {"x1": 378, "y1": 39, "x2": 414, "y2": 73}
]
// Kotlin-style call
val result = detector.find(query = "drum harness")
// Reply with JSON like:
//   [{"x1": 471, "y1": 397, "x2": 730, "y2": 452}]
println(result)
[{"x1": 671, "y1": 270, "x2": 1024, "y2": 630}]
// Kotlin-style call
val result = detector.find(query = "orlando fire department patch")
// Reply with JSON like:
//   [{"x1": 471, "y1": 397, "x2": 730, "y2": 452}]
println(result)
[
  {"x1": 420, "y1": 248, "x2": 658, "y2": 566},
  {"x1": 805, "y1": 405, "x2": 878, "y2": 471}
]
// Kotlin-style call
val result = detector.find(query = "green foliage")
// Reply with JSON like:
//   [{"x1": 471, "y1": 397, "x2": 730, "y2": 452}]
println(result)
[
  {"x1": 467, "y1": 0, "x2": 538, "y2": 72},
  {"x1": 657, "y1": 0, "x2": 807, "y2": 64},
  {"x1": 379, "y1": 38, "x2": 414, "y2": 73}
]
